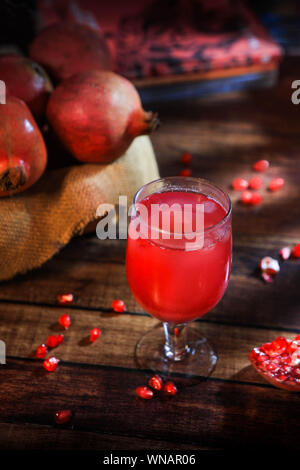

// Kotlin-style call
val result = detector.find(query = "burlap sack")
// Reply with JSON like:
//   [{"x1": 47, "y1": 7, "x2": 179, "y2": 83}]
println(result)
[{"x1": 0, "y1": 136, "x2": 159, "y2": 281}]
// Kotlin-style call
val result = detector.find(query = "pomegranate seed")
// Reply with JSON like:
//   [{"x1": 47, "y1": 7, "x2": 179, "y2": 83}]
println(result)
[
  {"x1": 180, "y1": 152, "x2": 192, "y2": 165},
  {"x1": 261, "y1": 272, "x2": 273, "y2": 283},
  {"x1": 148, "y1": 375, "x2": 163, "y2": 391},
  {"x1": 136, "y1": 386, "x2": 153, "y2": 399},
  {"x1": 259, "y1": 256, "x2": 280, "y2": 275},
  {"x1": 268, "y1": 177, "x2": 285, "y2": 191},
  {"x1": 56, "y1": 334, "x2": 64, "y2": 345},
  {"x1": 249, "y1": 176, "x2": 262, "y2": 190},
  {"x1": 250, "y1": 348, "x2": 262, "y2": 361},
  {"x1": 249, "y1": 334, "x2": 300, "y2": 390},
  {"x1": 58, "y1": 313, "x2": 71, "y2": 329},
  {"x1": 261, "y1": 337, "x2": 288, "y2": 357},
  {"x1": 287, "y1": 340, "x2": 300, "y2": 354},
  {"x1": 241, "y1": 191, "x2": 262, "y2": 206},
  {"x1": 253, "y1": 159, "x2": 269, "y2": 172},
  {"x1": 112, "y1": 299, "x2": 126, "y2": 313},
  {"x1": 36, "y1": 344, "x2": 48, "y2": 359},
  {"x1": 250, "y1": 192, "x2": 263, "y2": 206},
  {"x1": 54, "y1": 410, "x2": 72, "y2": 425},
  {"x1": 163, "y1": 381, "x2": 177, "y2": 396},
  {"x1": 293, "y1": 368, "x2": 300, "y2": 378},
  {"x1": 174, "y1": 327, "x2": 179, "y2": 336},
  {"x1": 232, "y1": 177, "x2": 248, "y2": 191},
  {"x1": 57, "y1": 293, "x2": 74, "y2": 305},
  {"x1": 290, "y1": 352, "x2": 300, "y2": 366},
  {"x1": 292, "y1": 244, "x2": 300, "y2": 258},
  {"x1": 46, "y1": 334, "x2": 64, "y2": 348},
  {"x1": 241, "y1": 190, "x2": 252, "y2": 205},
  {"x1": 89, "y1": 327, "x2": 102, "y2": 342},
  {"x1": 279, "y1": 246, "x2": 291, "y2": 260},
  {"x1": 179, "y1": 168, "x2": 191, "y2": 177},
  {"x1": 43, "y1": 357, "x2": 60, "y2": 372},
  {"x1": 250, "y1": 349, "x2": 268, "y2": 363}
]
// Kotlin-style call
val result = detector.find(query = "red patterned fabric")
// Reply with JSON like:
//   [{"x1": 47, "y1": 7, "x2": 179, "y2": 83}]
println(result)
[{"x1": 37, "y1": 0, "x2": 282, "y2": 80}]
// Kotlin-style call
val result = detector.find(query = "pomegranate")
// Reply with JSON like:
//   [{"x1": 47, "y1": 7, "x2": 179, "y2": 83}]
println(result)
[
  {"x1": 46, "y1": 70, "x2": 159, "y2": 163},
  {"x1": 29, "y1": 22, "x2": 111, "y2": 82},
  {"x1": 0, "y1": 97, "x2": 47, "y2": 197},
  {"x1": 0, "y1": 55, "x2": 53, "y2": 119},
  {"x1": 249, "y1": 335, "x2": 300, "y2": 391}
]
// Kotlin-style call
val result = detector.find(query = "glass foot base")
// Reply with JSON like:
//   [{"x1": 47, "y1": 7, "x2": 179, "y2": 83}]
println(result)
[{"x1": 135, "y1": 323, "x2": 218, "y2": 378}]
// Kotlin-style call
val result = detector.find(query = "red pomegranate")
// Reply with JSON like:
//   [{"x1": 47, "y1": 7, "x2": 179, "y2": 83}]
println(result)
[
  {"x1": 29, "y1": 22, "x2": 111, "y2": 82},
  {"x1": 0, "y1": 97, "x2": 47, "y2": 197},
  {"x1": 46, "y1": 70, "x2": 159, "y2": 163},
  {"x1": 249, "y1": 335, "x2": 300, "y2": 391},
  {"x1": 0, "y1": 55, "x2": 53, "y2": 119}
]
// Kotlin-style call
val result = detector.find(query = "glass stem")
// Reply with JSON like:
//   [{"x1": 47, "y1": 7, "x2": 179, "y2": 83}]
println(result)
[{"x1": 163, "y1": 322, "x2": 189, "y2": 361}]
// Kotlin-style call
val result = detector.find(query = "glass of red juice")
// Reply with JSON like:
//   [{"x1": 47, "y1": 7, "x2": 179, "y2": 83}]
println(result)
[{"x1": 126, "y1": 177, "x2": 232, "y2": 377}]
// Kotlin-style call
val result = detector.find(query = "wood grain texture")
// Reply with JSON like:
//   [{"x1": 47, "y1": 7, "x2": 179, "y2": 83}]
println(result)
[
  {"x1": 0, "y1": 236, "x2": 299, "y2": 330},
  {"x1": 1, "y1": 60, "x2": 300, "y2": 451},
  {"x1": 0, "y1": 301, "x2": 298, "y2": 384},
  {"x1": 0, "y1": 359, "x2": 299, "y2": 450},
  {"x1": 0, "y1": 423, "x2": 205, "y2": 450}
]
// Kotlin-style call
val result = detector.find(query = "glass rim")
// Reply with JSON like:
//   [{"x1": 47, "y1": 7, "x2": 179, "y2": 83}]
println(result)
[{"x1": 133, "y1": 176, "x2": 232, "y2": 236}]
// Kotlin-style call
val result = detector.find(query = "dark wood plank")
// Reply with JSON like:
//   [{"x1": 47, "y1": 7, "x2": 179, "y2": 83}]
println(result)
[
  {"x1": 0, "y1": 64, "x2": 299, "y2": 332},
  {"x1": 0, "y1": 301, "x2": 298, "y2": 384},
  {"x1": 0, "y1": 236, "x2": 299, "y2": 330},
  {"x1": 0, "y1": 359, "x2": 299, "y2": 449},
  {"x1": 151, "y1": 79, "x2": 300, "y2": 224},
  {"x1": 0, "y1": 423, "x2": 205, "y2": 450}
]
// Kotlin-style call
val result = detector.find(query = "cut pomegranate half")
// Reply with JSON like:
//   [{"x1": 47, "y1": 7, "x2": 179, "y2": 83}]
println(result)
[{"x1": 249, "y1": 335, "x2": 300, "y2": 391}]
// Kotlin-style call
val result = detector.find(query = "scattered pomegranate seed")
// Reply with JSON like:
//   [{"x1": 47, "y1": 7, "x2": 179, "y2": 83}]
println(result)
[
  {"x1": 136, "y1": 386, "x2": 153, "y2": 399},
  {"x1": 58, "y1": 313, "x2": 71, "y2": 329},
  {"x1": 89, "y1": 327, "x2": 102, "y2": 342},
  {"x1": 57, "y1": 293, "x2": 74, "y2": 305},
  {"x1": 148, "y1": 375, "x2": 163, "y2": 391},
  {"x1": 279, "y1": 246, "x2": 291, "y2": 260},
  {"x1": 249, "y1": 335, "x2": 300, "y2": 390},
  {"x1": 46, "y1": 334, "x2": 64, "y2": 348},
  {"x1": 174, "y1": 327, "x2": 179, "y2": 336},
  {"x1": 261, "y1": 272, "x2": 273, "y2": 283},
  {"x1": 179, "y1": 168, "x2": 191, "y2": 177},
  {"x1": 249, "y1": 176, "x2": 262, "y2": 190},
  {"x1": 232, "y1": 177, "x2": 248, "y2": 191},
  {"x1": 241, "y1": 190, "x2": 252, "y2": 205},
  {"x1": 251, "y1": 192, "x2": 263, "y2": 205},
  {"x1": 54, "y1": 410, "x2": 72, "y2": 425},
  {"x1": 253, "y1": 159, "x2": 269, "y2": 172},
  {"x1": 112, "y1": 299, "x2": 126, "y2": 313},
  {"x1": 36, "y1": 344, "x2": 48, "y2": 359},
  {"x1": 292, "y1": 244, "x2": 300, "y2": 258},
  {"x1": 268, "y1": 177, "x2": 285, "y2": 191},
  {"x1": 259, "y1": 257, "x2": 280, "y2": 275},
  {"x1": 163, "y1": 381, "x2": 177, "y2": 396},
  {"x1": 241, "y1": 191, "x2": 262, "y2": 206},
  {"x1": 46, "y1": 336, "x2": 57, "y2": 348},
  {"x1": 43, "y1": 357, "x2": 60, "y2": 372},
  {"x1": 180, "y1": 152, "x2": 192, "y2": 165}
]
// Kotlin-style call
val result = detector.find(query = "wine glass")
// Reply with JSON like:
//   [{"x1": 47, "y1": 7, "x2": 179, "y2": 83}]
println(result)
[{"x1": 126, "y1": 177, "x2": 232, "y2": 377}]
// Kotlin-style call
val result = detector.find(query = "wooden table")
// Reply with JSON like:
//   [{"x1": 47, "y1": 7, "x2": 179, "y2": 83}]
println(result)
[{"x1": 0, "y1": 60, "x2": 300, "y2": 452}]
